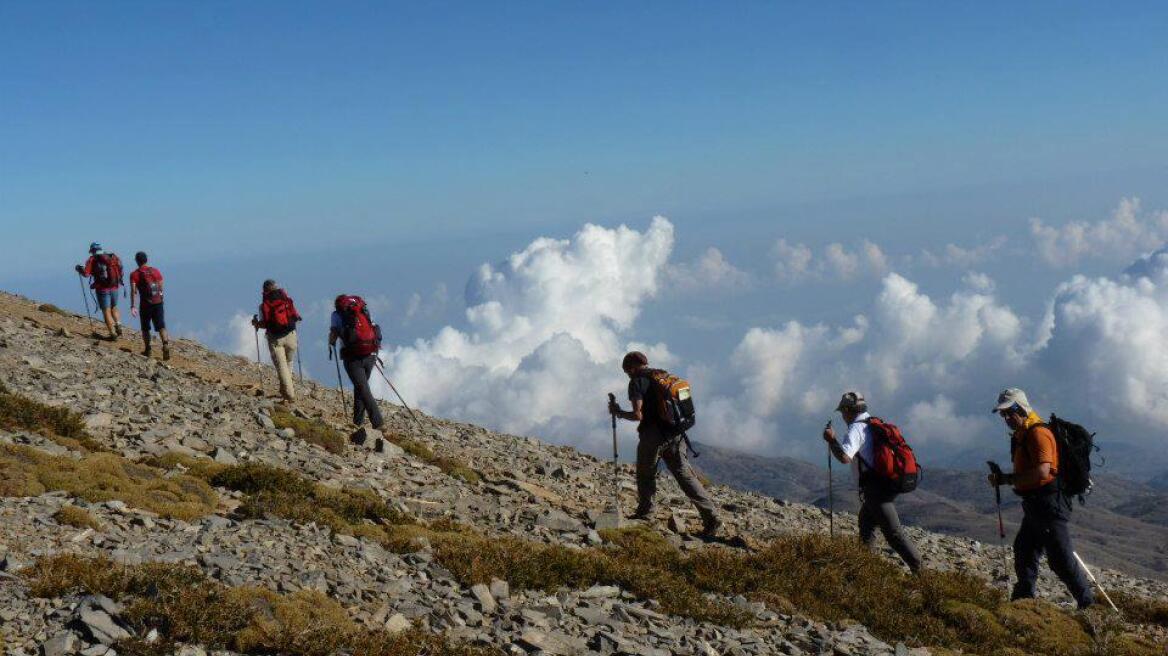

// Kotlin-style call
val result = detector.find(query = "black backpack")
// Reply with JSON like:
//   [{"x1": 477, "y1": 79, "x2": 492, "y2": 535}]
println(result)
[{"x1": 1048, "y1": 414, "x2": 1099, "y2": 504}]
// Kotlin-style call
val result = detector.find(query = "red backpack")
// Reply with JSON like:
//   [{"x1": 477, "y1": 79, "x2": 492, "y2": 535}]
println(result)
[
  {"x1": 261, "y1": 290, "x2": 300, "y2": 331},
  {"x1": 335, "y1": 295, "x2": 381, "y2": 358},
  {"x1": 93, "y1": 253, "x2": 123, "y2": 288},
  {"x1": 862, "y1": 417, "x2": 921, "y2": 493},
  {"x1": 136, "y1": 266, "x2": 164, "y2": 304}
]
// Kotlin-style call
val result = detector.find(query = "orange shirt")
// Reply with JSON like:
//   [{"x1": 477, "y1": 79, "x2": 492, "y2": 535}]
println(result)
[{"x1": 1012, "y1": 421, "x2": 1058, "y2": 493}]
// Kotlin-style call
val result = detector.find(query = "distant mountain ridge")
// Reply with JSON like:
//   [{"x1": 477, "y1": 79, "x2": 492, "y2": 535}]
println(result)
[{"x1": 691, "y1": 441, "x2": 1168, "y2": 581}]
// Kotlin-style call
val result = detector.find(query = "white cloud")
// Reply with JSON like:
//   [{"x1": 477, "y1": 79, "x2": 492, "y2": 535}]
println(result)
[
  {"x1": 1037, "y1": 254, "x2": 1168, "y2": 428},
  {"x1": 666, "y1": 247, "x2": 751, "y2": 292},
  {"x1": 773, "y1": 239, "x2": 888, "y2": 283},
  {"x1": 919, "y1": 236, "x2": 1007, "y2": 269},
  {"x1": 904, "y1": 395, "x2": 996, "y2": 447},
  {"x1": 1030, "y1": 197, "x2": 1168, "y2": 267},
  {"x1": 378, "y1": 218, "x2": 675, "y2": 445}
]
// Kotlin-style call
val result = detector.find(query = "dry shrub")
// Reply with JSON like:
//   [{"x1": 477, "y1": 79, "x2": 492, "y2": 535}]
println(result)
[
  {"x1": 21, "y1": 555, "x2": 496, "y2": 656},
  {"x1": 53, "y1": 504, "x2": 100, "y2": 530},
  {"x1": 199, "y1": 462, "x2": 414, "y2": 532},
  {"x1": 383, "y1": 432, "x2": 481, "y2": 483},
  {"x1": 37, "y1": 303, "x2": 69, "y2": 316},
  {"x1": 1111, "y1": 592, "x2": 1168, "y2": 628},
  {"x1": 0, "y1": 444, "x2": 217, "y2": 520},
  {"x1": 270, "y1": 409, "x2": 346, "y2": 455},
  {"x1": 0, "y1": 382, "x2": 106, "y2": 452}
]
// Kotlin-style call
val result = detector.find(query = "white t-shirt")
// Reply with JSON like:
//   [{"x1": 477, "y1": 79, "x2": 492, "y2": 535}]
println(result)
[{"x1": 837, "y1": 411, "x2": 875, "y2": 481}]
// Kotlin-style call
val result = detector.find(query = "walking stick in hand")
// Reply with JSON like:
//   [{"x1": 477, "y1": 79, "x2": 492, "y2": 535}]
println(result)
[
  {"x1": 987, "y1": 461, "x2": 1011, "y2": 586},
  {"x1": 329, "y1": 345, "x2": 347, "y2": 414},
  {"x1": 77, "y1": 272, "x2": 95, "y2": 326},
  {"x1": 608, "y1": 393, "x2": 621, "y2": 514},
  {"x1": 826, "y1": 420, "x2": 834, "y2": 537}
]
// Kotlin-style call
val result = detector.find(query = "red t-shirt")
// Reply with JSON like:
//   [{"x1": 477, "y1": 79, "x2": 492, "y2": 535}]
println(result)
[{"x1": 129, "y1": 266, "x2": 164, "y2": 305}]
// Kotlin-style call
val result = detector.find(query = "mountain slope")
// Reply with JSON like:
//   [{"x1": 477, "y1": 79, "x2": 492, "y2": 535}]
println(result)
[
  {"x1": 693, "y1": 442, "x2": 1168, "y2": 580},
  {"x1": 1, "y1": 290, "x2": 1166, "y2": 656}
]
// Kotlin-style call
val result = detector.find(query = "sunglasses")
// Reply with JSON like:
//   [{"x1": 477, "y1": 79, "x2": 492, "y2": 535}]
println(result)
[{"x1": 997, "y1": 405, "x2": 1023, "y2": 418}]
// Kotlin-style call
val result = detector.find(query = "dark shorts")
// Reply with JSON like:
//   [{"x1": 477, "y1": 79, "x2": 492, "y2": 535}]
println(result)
[
  {"x1": 95, "y1": 290, "x2": 119, "y2": 310},
  {"x1": 140, "y1": 302, "x2": 165, "y2": 333}
]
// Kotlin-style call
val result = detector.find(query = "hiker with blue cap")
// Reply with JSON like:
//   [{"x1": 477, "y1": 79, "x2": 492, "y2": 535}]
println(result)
[{"x1": 74, "y1": 242, "x2": 124, "y2": 341}]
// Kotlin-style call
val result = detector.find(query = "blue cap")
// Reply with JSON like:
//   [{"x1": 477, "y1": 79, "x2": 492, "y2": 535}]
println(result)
[{"x1": 89, "y1": 242, "x2": 102, "y2": 253}]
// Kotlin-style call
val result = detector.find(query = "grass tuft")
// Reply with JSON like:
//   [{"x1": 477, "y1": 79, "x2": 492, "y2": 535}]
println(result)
[
  {"x1": 22, "y1": 555, "x2": 494, "y2": 656},
  {"x1": 383, "y1": 432, "x2": 481, "y2": 483},
  {"x1": 0, "y1": 444, "x2": 217, "y2": 520},
  {"x1": 53, "y1": 504, "x2": 100, "y2": 530},
  {"x1": 0, "y1": 382, "x2": 107, "y2": 452},
  {"x1": 37, "y1": 303, "x2": 68, "y2": 316},
  {"x1": 148, "y1": 455, "x2": 1163, "y2": 655},
  {"x1": 270, "y1": 409, "x2": 346, "y2": 454},
  {"x1": 1112, "y1": 592, "x2": 1168, "y2": 628}
]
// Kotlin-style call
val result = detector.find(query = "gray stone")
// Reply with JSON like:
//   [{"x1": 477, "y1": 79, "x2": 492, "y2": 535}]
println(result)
[
  {"x1": 211, "y1": 447, "x2": 237, "y2": 465},
  {"x1": 535, "y1": 508, "x2": 583, "y2": 532},
  {"x1": 75, "y1": 608, "x2": 132, "y2": 644},
  {"x1": 41, "y1": 631, "x2": 80, "y2": 656},
  {"x1": 384, "y1": 613, "x2": 411, "y2": 634},
  {"x1": 470, "y1": 582, "x2": 497, "y2": 613},
  {"x1": 580, "y1": 584, "x2": 620, "y2": 599},
  {"x1": 489, "y1": 578, "x2": 510, "y2": 601}
]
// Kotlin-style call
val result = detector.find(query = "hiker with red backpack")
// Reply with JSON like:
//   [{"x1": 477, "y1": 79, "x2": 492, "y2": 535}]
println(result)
[
  {"x1": 823, "y1": 391, "x2": 922, "y2": 573},
  {"x1": 251, "y1": 280, "x2": 302, "y2": 403},
  {"x1": 74, "y1": 242, "x2": 124, "y2": 340},
  {"x1": 608, "y1": 351, "x2": 721, "y2": 537},
  {"x1": 128, "y1": 251, "x2": 171, "y2": 360},
  {"x1": 328, "y1": 295, "x2": 385, "y2": 430},
  {"x1": 987, "y1": 388, "x2": 1095, "y2": 609}
]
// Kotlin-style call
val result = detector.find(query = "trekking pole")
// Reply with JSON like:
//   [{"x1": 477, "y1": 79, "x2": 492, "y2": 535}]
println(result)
[
  {"x1": 374, "y1": 357, "x2": 425, "y2": 431},
  {"x1": 1073, "y1": 551, "x2": 1120, "y2": 613},
  {"x1": 608, "y1": 393, "x2": 621, "y2": 514},
  {"x1": 77, "y1": 273, "x2": 94, "y2": 325},
  {"x1": 329, "y1": 345, "x2": 347, "y2": 413},
  {"x1": 826, "y1": 419, "x2": 834, "y2": 537},
  {"x1": 987, "y1": 461, "x2": 1011, "y2": 586},
  {"x1": 296, "y1": 346, "x2": 304, "y2": 382}
]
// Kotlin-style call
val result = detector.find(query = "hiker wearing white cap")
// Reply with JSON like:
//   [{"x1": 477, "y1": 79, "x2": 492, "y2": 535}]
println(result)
[
  {"x1": 987, "y1": 388, "x2": 1094, "y2": 609},
  {"x1": 823, "y1": 391, "x2": 922, "y2": 573}
]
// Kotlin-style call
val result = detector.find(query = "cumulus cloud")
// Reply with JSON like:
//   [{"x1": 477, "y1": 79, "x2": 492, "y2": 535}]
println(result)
[
  {"x1": 1036, "y1": 254, "x2": 1168, "y2": 429},
  {"x1": 919, "y1": 236, "x2": 1007, "y2": 269},
  {"x1": 666, "y1": 247, "x2": 751, "y2": 292},
  {"x1": 404, "y1": 283, "x2": 449, "y2": 323},
  {"x1": 1030, "y1": 197, "x2": 1168, "y2": 267},
  {"x1": 698, "y1": 272, "x2": 1027, "y2": 457},
  {"x1": 379, "y1": 218, "x2": 675, "y2": 444},
  {"x1": 773, "y1": 239, "x2": 888, "y2": 283}
]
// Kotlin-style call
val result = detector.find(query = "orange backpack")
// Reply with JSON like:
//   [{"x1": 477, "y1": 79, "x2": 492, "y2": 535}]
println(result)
[{"x1": 642, "y1": 369, "x2": 696, "y2": 437}]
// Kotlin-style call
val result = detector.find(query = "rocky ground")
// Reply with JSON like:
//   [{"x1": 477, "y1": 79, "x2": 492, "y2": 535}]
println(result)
[{"x1": 1, "y1": 291, "x2": 1164, "y2": 656}]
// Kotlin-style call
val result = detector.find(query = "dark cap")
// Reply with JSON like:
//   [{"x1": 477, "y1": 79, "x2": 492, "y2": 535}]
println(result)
[{"x1": 621, "y1": 351, "x2": 648, "y2": 371}]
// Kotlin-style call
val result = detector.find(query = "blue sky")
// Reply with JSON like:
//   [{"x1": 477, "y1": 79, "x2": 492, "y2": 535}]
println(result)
[{"x1": 4, "y1": 3, "x2": 1168, "y2": 476}]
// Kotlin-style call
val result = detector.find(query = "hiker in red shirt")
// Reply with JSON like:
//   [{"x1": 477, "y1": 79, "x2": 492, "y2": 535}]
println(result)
[
  {"x1": 128, "y1": 251, "x2": 171, "y2": 360},
  {"x1": 74, "y1": 242, "x2": 124, "y2": 341}
]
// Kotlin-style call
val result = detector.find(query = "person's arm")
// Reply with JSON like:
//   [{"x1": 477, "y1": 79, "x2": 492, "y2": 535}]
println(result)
[
  {"x1": 610, "y1": 398, "x2": 643, "y2": 423},
  {"x1": 128, "y1": 270, "x2": 138, "y2": 313},
  {"x1": 822, "y1": 425, "x2": 853, "y2": 464}
]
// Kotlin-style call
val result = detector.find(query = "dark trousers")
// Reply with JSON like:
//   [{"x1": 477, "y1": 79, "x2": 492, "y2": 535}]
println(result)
[
  {"x1": 1012, "y1": 490, "x2": 1094, "y2": 607},
  {"x1": 343, "y1": 354, "x2": 384, "y2": 429},
  {"x1": 635, "y1": 426, "x2": 717, "y2": 521},
  {"x1": 859, "y1": 481, "x2": 922, "y2": 572}
]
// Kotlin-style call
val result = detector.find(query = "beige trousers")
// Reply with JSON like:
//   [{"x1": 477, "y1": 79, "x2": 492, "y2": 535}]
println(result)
[{"x1": 267, "y1": 331, "x2": 298, "y2": 401}]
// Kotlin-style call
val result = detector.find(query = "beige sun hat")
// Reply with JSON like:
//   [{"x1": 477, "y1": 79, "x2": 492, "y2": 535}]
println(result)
[
  {"x1": 992, "y1": 388, "x2": 1033, "y2": 415},
  {"x1": 835, "y1": 391, "x2": 867, "y2": 413}
]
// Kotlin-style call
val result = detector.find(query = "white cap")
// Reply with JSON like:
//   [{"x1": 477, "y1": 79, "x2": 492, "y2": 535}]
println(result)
[{"x1": 992, "y1": 388, "x2": 1033, "y2": 415}]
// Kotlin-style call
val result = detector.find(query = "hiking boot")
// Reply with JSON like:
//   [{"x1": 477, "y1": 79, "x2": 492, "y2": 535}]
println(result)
[
  {"x1": 1077, "y1": 597, "x2": 1095, "y2": 611},
  {"x1": 626, "y1": 508, "x2": 653, "y2": 521},
  {"x1": 143, "y1": 346, "x2": 152, "y2": 358},
  {"x1": 162, "y1": 344, "x2": 171, "y2": 361},
  {"x1": 699, "y1": 516, "x2": 723, "y2": 538},
  {"x1": 115, "y1": 324, "x2": 123, "y2": 337}
]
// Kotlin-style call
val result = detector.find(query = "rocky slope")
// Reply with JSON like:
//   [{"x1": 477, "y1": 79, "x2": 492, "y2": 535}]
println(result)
[
  {"x1": 1, "y1": 290, "x2": 1165, "y2": 656},
  {"x1": 692, "y1": 443, "x2": 1168, "y2": 580}
]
